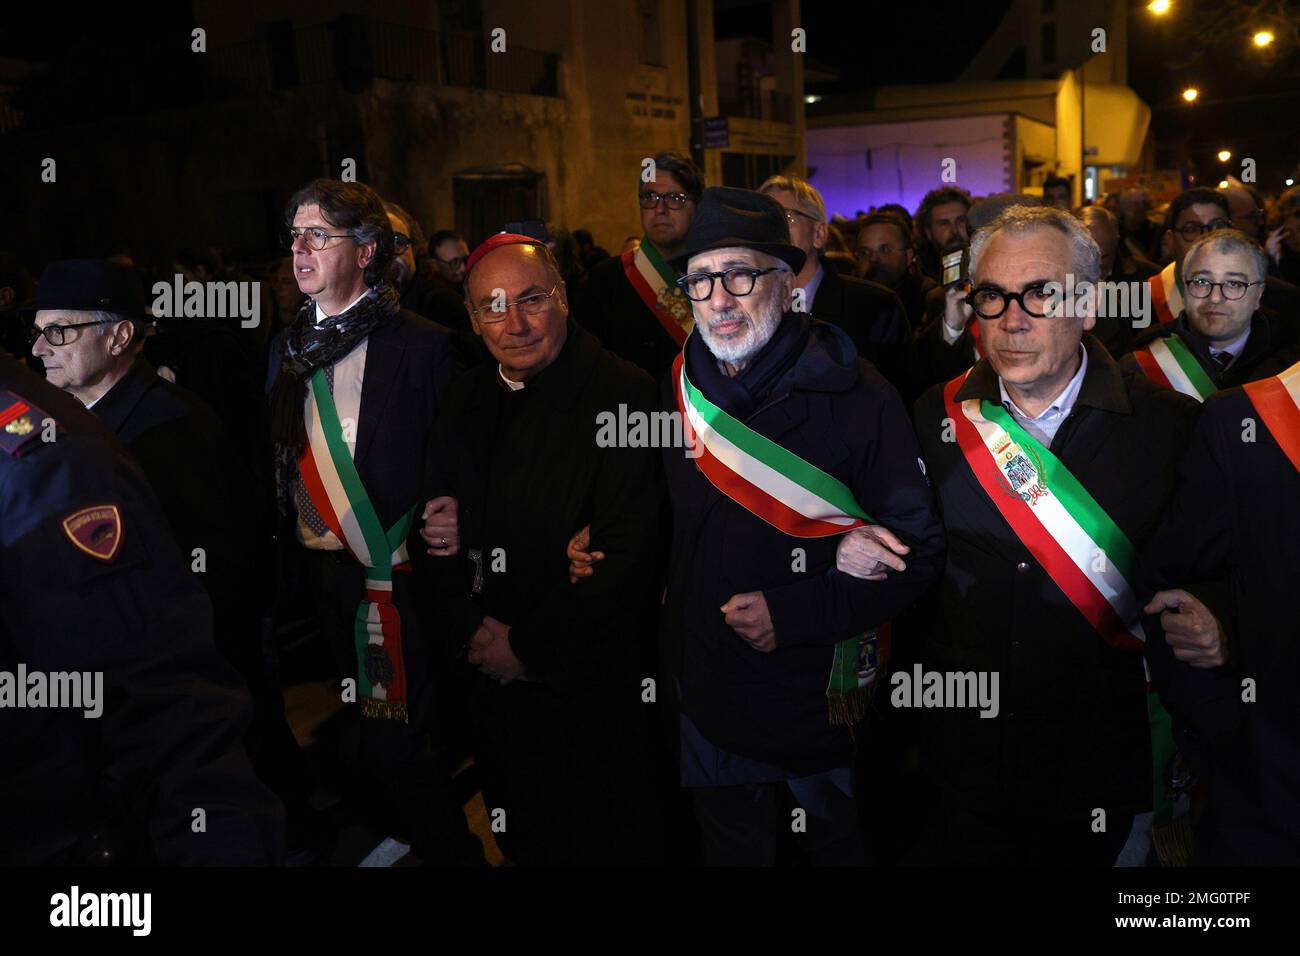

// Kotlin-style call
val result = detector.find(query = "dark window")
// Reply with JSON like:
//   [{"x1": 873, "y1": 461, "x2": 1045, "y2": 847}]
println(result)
[
  {"x1": 1041, "y1": 22, "x2": 1056, "y2": 64},
  {"x1": 638, "y1": 0, "x2": 663, "y2": 66}
]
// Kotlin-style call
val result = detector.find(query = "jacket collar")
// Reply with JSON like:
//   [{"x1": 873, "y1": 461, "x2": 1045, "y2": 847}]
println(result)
[
  {"x1": 463, "y1": 319, "x2": 598, "y2": 414},
  {"x1": 90, "y1": 357, "x2": 158, "y2": 435},
  {"x1": 954, "y1": 332, "x2": 1131, "y2": 415}
]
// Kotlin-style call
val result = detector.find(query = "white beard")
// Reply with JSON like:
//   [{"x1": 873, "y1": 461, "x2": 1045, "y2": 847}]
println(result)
[{"x1": 696, "y1": 283, "x2": 785, "y2": 368}]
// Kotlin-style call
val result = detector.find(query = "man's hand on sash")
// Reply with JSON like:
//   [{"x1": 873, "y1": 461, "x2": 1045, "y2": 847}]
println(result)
[
  {"x1": 468, "y1": 615, "x2": 527, "y2": 684},
  {"x1": 565, "y1": 524, "x2": 605, "y2": 584},
  {"x1": 420, "y1": 495, "x2": 460, "y2": 556},
  {"x1": 835, "y1": 525, "x2": 911, "y2": 581},
  {"x1": 1143, "y1": 589, "x2": 1229, "y2": 669},
  {"x1": 721, "y1": 592, "x2": 776, "y2": 653}
]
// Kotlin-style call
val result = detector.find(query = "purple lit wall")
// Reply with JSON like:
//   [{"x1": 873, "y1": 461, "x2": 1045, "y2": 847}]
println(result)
[{"x1": 807, "y1": 114, "x2": 1015, "y2": 219}]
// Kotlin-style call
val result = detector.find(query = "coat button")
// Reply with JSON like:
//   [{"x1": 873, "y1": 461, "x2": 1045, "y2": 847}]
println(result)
[{"x1": 1016, "y1": 561, "x2": 1030, "y2": 573}]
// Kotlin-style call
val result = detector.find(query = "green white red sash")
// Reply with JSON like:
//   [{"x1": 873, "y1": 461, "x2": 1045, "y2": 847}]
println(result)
[
  {"x1": 1148, "y1": 261, "x2": 1184, "y2": 327},
  {"x1": 1132, "y1": 334, "x2": 1216, "y2": 402},
  {"x1": 675, "y1": 349, "x2": 868, "y2": 538},
  {"x1": 943, "y1": 371, "x2": 1145, "y2": 652},
  {"x1": 622, "y1": 239, "x2": 694, "y2": 346},
  {"x1": 298, "y1": 369, "x2": 416, "y2": 722},
  {"x1": 674, "y1": 345, "x2": 885, "y2": 724},
  {"x1": 1243, "y1": 358, "x2": 1300, "y2": 473}
]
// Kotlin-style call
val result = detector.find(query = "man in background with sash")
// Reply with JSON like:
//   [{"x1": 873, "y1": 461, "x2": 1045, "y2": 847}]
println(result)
[
  {"x1": 575, "y1": 151, "x2": 703, "y2": 381},
  {"x1": 908, "y1": 205, "x2": 1199, "y2": 864},
  {"x1": 657, "y1": 187, "x2": 945, "y2": 865},
  {"x1": 1148, "y1": 188, "x2": 1233, "y2": 327},
  {"x1": 1124, "y1": 229, "x2": 1299, "y2": 402},
  {"x1": 268, "y1": 178, "x2": 481, "y2": 865},
  {"x1": 1140, "y1": 357, "x2": 1300, "y2": 863}
]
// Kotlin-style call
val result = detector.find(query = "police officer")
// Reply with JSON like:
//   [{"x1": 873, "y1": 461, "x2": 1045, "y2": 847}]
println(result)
[{"x1": 0, "y1": 351, "x2": 283, "y2": 865}]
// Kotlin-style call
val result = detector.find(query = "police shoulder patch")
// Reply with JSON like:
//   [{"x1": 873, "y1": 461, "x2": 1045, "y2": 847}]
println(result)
[
  {"x1": 0, "y1": 390, "x2": 51, "y2": 457},
  {"x1": 61, "y1": 504, "x2": 124, "y2": 562}
]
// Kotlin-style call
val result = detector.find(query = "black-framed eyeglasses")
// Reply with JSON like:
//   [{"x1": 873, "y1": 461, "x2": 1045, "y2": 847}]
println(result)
[
  {"x1": 284, "y1": 226, "x2": 356, "y2": 251},
  {"x1": 964, "y1": 283, "x2": 1058, "y2": 319},
  {"x1": 677, "y1": 267, "x2": 782, "y2": 301},
  {"x1": 29, "y1": 319, "x2": 114, "y2": 346},
  {"x1": 392, "y1": 233, "x2": 412, "y2": 253},
  {"x1": 469, "y1": 284, "x2": 560, "y2": 323},
  {"x1": 1175, "y1": 219, "x2": 1230, "y2": 241},
  {"x1": 1185, "y1": 277, "x2": 1264, "y2": 300},
  {"x1": 639, "y1": 191, "x2": 691, "y2": 210}
]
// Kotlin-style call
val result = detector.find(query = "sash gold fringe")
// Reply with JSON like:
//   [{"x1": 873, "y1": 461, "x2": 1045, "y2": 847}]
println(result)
[
  {"x1": 1151, "y1": 815, "x2": 1194, "y2": 867},
  {"x1": 828, "y1": 683, "x2": 875, "y2": 729},
  {"x1": 360, "y1": 697, "x2": 409, "y2": 724}
]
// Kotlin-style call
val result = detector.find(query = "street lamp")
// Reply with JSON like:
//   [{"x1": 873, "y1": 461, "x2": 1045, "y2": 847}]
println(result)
[
  {"x1": 1149, "y1": 0, "x2": 1171, "y2": 14},
  {"x1": 1182, "y1": 87, "x2": 1199, "y2": 102},
  {"x1": 1218, "y1": 149, "x2": 1231, "y2": 162},
  {"x1": 1253, "y1": 31, "x2": 1274, "y2": 47}
]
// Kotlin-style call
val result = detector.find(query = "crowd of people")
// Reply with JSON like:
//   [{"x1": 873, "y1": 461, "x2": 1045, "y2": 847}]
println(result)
[{"x1": 2, "y1": 149, "x2": 1298, "y2": 867}]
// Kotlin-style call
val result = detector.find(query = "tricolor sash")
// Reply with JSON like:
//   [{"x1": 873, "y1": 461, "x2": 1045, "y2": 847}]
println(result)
[
  {"x1": 1132, "y1": 334, "x2": 1216, "y2": 402},
  {"x1": 944, "y1": 372, "x2": 1145, "y2": 651},
  {"x1": 1243, "y1": 358, "x2": 1300, "y2": 473},
  {"x1": 1148, "y1": 261, "x2": 1184, "y2": 327},
  {"x1": 298, "y1": 369, "x2": 416, "y2": 722},
  {"x1": 944, "y1": 370, "x2": 1180, "y2": 825},
  {"x1": 674, "y1": 347, "x2": 886, "y2": 725},
  {"x1": 622, "y1": 239, "x2": 694, "y2": 346}
]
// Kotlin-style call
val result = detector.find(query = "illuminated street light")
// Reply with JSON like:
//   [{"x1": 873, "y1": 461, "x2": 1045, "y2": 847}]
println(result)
[
  {"x1": 1149, "y1": 0, "x2": 1171, "y2": 14},
  {"x1": 1253, "y1": 31, "x2": 1274, "y2": 47},
  {"x1": 1218, "y1": 150, "x2": 1231, "y2": 162},
  {"x1": 1182, "y1": 87, "x2": 1199, "y2": 103},
  {"x1": 1287, "y1": 179, "x2": 1296, "y2": 187},
  {"x1": 1218, "y1": 180, "x2": 1230, "y2": 189}
]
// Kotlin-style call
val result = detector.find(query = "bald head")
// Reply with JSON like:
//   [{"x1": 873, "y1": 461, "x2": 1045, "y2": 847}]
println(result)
[{"x1": 464, "y1": 243, "x2": 568, "y2": 383}]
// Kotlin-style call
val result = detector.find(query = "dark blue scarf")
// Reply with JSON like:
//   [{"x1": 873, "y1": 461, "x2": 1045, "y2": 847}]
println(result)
[{"x1": 684, "y1": 311, "x2": 809, "y2": 421}]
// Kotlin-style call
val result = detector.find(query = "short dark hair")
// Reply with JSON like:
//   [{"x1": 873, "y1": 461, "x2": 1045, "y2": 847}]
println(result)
[
  {"x1": 876, "y1": 203, "x2": 913, "y2": 235},
  {"x1": 859, "y1": 211, "x2": 912, "y2": 249},
  {"x1": 383, "y1": 200, "x2": 426, "y2": 252},
  {"x1": 428, "y1": 229, "x2": 463, "y2": 255},
  {"x1": 1043, "y1": 175, "x2": 1071, "y2": 193},
  {"x1": 916, "y1": 186, "x2": 972, "y2": 237},
  {"x1": 572, "y1": 228, "x2": 594, "y2": 247},
  {"x1": 285, "y1": 179, "x2": 394, "y2": 288},
  {"x1": 1164, "y1": 188, "x2": 1230, "y2": 232},
  {"x1": 642, "y1": 151, "x2": 705, "y2": 202}
]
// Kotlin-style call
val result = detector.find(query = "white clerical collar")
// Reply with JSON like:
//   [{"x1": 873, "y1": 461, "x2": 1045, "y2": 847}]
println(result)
[
  {"x1": 315, "y1": 289, "x2": 370, "y2": 326},
  {"x1": 499, "y1": 365, "x2": 525, "y2": 391},
  {"x1": 999, "y1": 344, "x2": 1088, "y2": 422}
]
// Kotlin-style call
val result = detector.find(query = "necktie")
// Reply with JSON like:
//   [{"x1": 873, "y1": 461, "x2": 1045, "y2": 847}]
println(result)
[{"x1": 294, "y1": 364, "x2": 336, "y2": 538}]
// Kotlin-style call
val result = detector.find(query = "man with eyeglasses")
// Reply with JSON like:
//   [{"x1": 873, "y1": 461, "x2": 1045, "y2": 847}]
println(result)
[
  {"x1": 897, "y1": 205, "x2": 1199, "y2": 864},
  {"x1": 1124, "y1": 230, "x2": 1300, "y2": 401},
  {"x1": 267, "y1": 178, "x2": 481, "y2": 865},
  {"x1": 411, "y1": 233, "x2": 666, "y2": 865},
  {"x1": 634, "y1": 187, "x2": 943, "y2": 865},
  {"x1": 759, "y1": 176, "x2": 916, "y2": 401},
  {"x1": 575, "y1": 150, "x2": 704, "y2": 380},
  {"x1": 1, "y1": 340, "x2": 284, "y2": 865},
  {"x1": 1150, "y1": 189, "x2": 1234, "y2": 326},
  {"x1": 855, "y1": 210, "x2": 937, "y2": 330}
]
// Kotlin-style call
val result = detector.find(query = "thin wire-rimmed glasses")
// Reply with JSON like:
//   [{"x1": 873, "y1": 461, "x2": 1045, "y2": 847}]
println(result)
[
  {"x1": 284, "y1": 226, "x2": 356, "y2": 251},
  {"x1": 470, "y1": 284, "x2": 561, "y2": 323}
]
